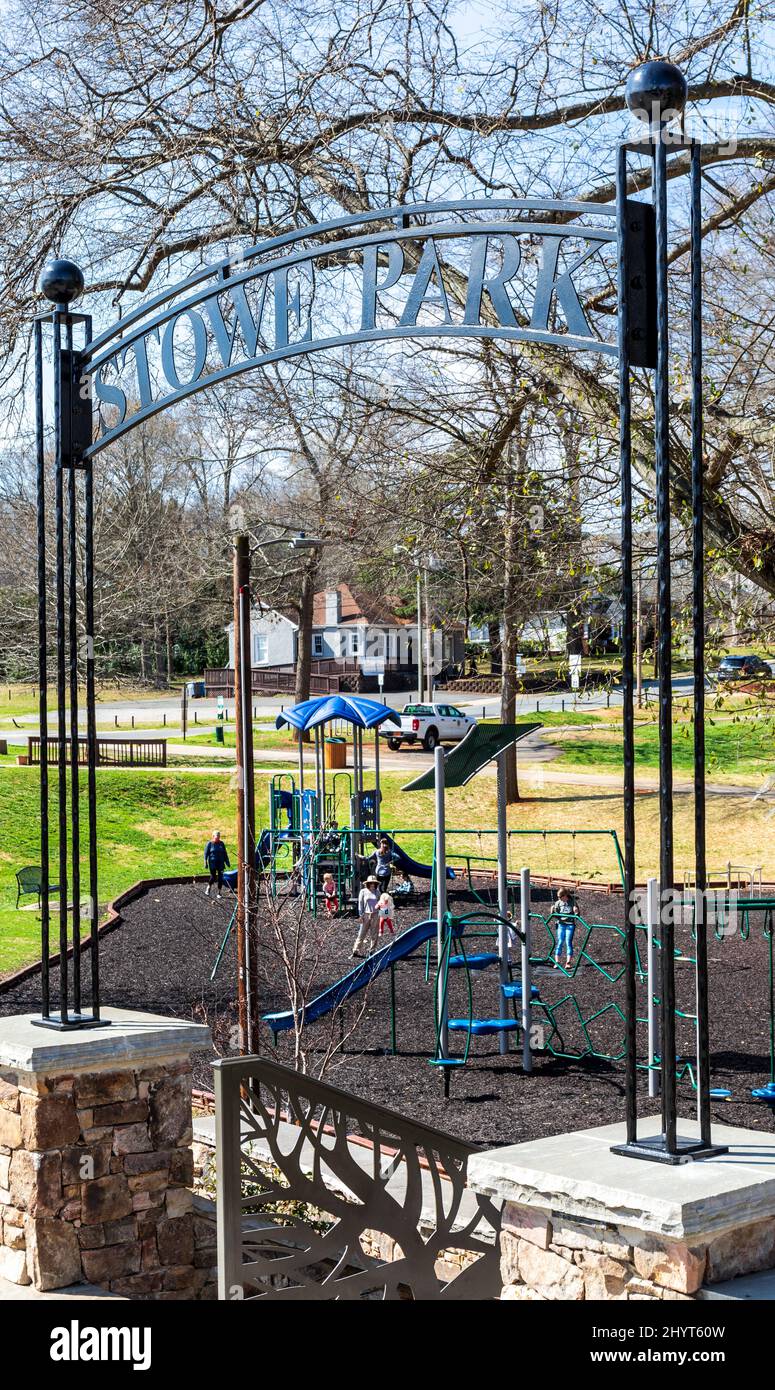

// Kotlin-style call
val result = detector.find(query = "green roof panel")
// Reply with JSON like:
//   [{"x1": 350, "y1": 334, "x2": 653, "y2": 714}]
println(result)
[{"x1": 402, "y1": 722, "x2": 542, "y2": 791}]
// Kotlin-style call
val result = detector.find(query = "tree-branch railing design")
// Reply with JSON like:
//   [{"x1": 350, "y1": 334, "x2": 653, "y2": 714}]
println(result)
[{"x1": 214, "y1": 1054, "x2": 502, "y2": 1300}]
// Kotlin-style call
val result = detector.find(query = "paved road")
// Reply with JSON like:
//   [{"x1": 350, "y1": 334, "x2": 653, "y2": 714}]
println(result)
[{"x1": 1, "y1": 675, "x2": 696, "y2": 732}]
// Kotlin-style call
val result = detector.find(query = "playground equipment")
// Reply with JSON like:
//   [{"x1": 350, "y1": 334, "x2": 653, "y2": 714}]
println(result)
[
  {"x1": 227, "y1": 694, "x2": 458, "y2": 913},
  {"x1": 264, "y1": 917, "x2": 439, "y2": 1050},
  {"x1": 260, "y1": 695, "x2": 398, "y2": 908},
  {"x1": 683, "y1": 863, "x2": 763, "y2": 898},
  {"x1": 406, "y1": 727, "x2": 538, "y2": 1081},
  {"x1": 637, "y1": 883, "x2": 775, "y2": 1110},
  {"x1": 259, "y1": 717, "x2": 645, "y2": 1095}
]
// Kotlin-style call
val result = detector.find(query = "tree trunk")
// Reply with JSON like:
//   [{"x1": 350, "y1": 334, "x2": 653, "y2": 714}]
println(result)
[
  {"x1": 563, "y1": 424, "x2": 585, "y2": 659},
  {"x1": 295, "y1": 563, "x2": 316, "y2": 707},
  {"x1": 488, "y1": 620, "x2": 502, "y2": 675},
  {"x1": 153, "y1": 618, "x2": 165, "y2": 688}
]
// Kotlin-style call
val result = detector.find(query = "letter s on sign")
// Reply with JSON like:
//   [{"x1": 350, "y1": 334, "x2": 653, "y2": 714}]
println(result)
[{"x1": 93, "y1": 363, "x2": 127, "y2": 426}]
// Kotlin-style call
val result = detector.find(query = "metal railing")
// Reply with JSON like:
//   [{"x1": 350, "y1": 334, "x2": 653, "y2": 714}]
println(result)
[
  {"x1": 27, "y1": 735, "x2": 167, "y2": 767},
  {"x1": 214, "y1": 1055, "x2": 501, "y2": 1300},
  {"x1": 205, "y1": 666, "x2": 346, "y2": 696}
]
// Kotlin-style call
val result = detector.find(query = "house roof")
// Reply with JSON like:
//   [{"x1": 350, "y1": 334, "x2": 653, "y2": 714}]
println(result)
[{"x1": 311, "y1": 582, "x2": 411, "y2": 628}]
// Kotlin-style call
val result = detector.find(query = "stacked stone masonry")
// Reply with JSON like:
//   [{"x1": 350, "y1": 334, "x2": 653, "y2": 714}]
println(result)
[
  {"x1": 0, "y1": 1060, "x2": 213, "y2": 1298},
  {"x1": 499, "y1": 1201, "x2": 775, "y2": 1301}
]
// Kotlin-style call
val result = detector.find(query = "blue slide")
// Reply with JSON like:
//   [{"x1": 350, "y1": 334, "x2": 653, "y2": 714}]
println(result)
[
  {"x1": 263, "y1": 917, "x2": 444, "y2": 1037},
  {"x1": 381, "y1": 833, "x2": 455, "y2": 882}
]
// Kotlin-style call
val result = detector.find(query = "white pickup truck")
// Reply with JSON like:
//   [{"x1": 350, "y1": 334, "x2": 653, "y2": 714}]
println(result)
[{"x1": 383, "y1": 702, "x2": 476, "y2": 752}]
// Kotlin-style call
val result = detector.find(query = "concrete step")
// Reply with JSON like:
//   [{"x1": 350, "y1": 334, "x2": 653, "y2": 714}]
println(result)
[
  {"x1": 0, "y1": 1273, "x2": 125, "y2": 1300},
  {"x1": 699, "y1": 1268, "x2": 775, "y2": 1300}
]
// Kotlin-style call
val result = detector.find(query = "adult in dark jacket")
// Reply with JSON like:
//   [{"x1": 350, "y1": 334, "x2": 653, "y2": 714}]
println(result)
[{"x1": 204, "y1": 830, "x2": 230, "y2": 898}]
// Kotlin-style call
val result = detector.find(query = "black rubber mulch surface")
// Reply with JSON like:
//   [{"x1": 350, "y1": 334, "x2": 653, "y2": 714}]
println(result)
[{"x1": 2, "y1": 878, "x2": 773, "y2": 1150}]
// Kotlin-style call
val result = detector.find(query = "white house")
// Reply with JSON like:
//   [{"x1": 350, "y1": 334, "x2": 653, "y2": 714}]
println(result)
[{"x1": 226, "y1": 582, "x2": 464, "y2": 673}]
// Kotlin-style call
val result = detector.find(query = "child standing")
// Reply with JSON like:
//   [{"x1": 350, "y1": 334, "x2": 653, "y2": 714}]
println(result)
[
  {"x1": 377, "y1": 890, "x2": 395, "y2": 939},
  {"x1": 322, "y1": 871, "x2": 339, "y2": 917},
  {"x1": 553, "y1": 887, "x2": 577, "y2": 969}
]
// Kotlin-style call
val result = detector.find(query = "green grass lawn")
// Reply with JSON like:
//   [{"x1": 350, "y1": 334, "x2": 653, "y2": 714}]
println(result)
[
  {"x1": 0, "y1": 682, "x2": 191, "y2": 719},
  {"x1": 551, "y1": 714, "x2": 775, "y2": 779},
  {"x1": 5, "y1": 730, "x2": 775, "y2": 976},
  {"x1": 0, "y1": 768, "x2": 240, "y2": 974},
  {"x1": 182, "y1": 724, "x2": 300, "y2": 750}
]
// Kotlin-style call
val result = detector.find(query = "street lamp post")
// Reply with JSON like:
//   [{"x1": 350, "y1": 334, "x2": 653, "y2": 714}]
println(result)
[{"x1": 395, "y1": 546, "x2": 441, "y2": 703}]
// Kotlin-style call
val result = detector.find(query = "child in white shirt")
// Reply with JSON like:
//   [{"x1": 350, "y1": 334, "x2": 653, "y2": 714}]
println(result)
[{"x1": 377, "y1": 891, "x2": 395, "y2": 938}]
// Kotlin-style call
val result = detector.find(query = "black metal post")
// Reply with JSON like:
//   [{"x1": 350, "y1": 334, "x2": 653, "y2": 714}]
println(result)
[
  {"x1": 66, "y1": 317, "x2": 81, "y2": 1015},
  {"x1": 653, "y1": 135, "x2": 678, "y2": 1153},
  {"x1": 612, "y1": 62, "x2": 725, "y2": 1162},
  {"x1": 53, "y1": 311, "x2": 69, "y2": 1024},
  {"x1": 34, "y1": 318, "x2": 50, "y2": 1020},
  {"x1": 616, "y1": 143, "x2": 638, "y2": 1147},
  {"x1": 83, "y1": 318, "x2": 100, "y2": 1020},
  {"x1": 33, "y1": 259, "x2": 106, "y2": 1030},
  {"x1": 691, "y1": 141, "x2": 712, "y2": 1146}
]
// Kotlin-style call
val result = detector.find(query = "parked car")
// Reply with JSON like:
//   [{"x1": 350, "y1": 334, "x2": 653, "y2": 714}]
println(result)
[
  {"x1": 382, "y1": 702, "x2": 476, "y2": 752},
  {"x1": 714, "y1": 654, "x2": 774, "y2": 683}
]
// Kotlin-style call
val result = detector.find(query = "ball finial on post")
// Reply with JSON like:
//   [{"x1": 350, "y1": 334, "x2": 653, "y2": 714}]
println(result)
[
  {"x1": 625, "y1": 61, "x2": 688, "y2": 129},
  {"x1": 39, "y1": 258, "x2": 85, "y2": 306}
]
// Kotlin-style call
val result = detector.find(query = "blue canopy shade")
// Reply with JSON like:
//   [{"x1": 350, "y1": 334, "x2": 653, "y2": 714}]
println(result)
[{"x1": 276, "y1": 694, "x2": 401, "y2": 732}]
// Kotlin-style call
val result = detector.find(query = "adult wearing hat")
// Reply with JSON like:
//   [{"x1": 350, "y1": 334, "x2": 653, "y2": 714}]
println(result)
[{"x1": 352, "y1": 874, "x2": 380, "y2": 957}]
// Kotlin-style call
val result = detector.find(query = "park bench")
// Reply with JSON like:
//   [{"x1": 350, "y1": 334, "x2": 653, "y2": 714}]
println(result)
[{"x1": 15, "y1": 865, "x2": 59, "y2": 909}]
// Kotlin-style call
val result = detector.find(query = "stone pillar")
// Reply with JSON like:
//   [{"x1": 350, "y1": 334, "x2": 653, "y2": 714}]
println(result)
[
  {"x1": 469, "y1": 1117, "x2": 775, "y2": 1301},
  {"x1": 0, "y1": 1008, "x2": 209, "y2": 1298}
]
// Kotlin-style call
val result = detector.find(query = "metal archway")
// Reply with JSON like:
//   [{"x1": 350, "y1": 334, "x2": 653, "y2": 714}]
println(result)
[{"x1": 32, "y1": 61, "x2": 719, "y2": 1167}]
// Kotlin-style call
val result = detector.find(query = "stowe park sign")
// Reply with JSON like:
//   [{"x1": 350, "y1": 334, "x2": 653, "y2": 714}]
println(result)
[
  {"x1": 36, "y1": 58, "x2": 723, "y2": 1172},
  {"x1": 80, "y1": 197, "x2": 651, "y2": 455}
]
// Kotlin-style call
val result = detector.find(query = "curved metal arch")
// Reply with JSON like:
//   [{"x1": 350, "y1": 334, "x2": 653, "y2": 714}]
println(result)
[
  {"x1": 85, "y1": 196, "x2": 617, "y2": 358},
  {"x1": 80, "y1": 196, "x2": 620, "y2": 457}
]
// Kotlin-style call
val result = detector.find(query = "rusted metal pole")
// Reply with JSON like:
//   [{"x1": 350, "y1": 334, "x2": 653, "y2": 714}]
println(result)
[{"x1": 234, "y1": 535, "x2": 257, "y2": 1053}]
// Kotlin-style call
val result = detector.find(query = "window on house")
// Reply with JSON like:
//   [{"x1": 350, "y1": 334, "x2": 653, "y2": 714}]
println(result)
[
  {"x1": 351, "y1": 630, "x2": 361, "y2": 656},
  {"x1": 252, "y1": 634, "x2": 268, "y2": 665},
  {"x1": 312, "y1": 634, "x2": 324, "y2": 658}
]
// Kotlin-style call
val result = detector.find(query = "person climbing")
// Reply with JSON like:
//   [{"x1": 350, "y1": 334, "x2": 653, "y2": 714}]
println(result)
[
  {"x1": 352, "y1": 875, "x2": 380, "y2": 957},
  {"x1": 204, "y1": 830, "x2": 230, "y2": 898},
  {"x1": 552, "y1": 887, "x2": 578, "y2": 969},
  {"x1": 372, "y1": 836, "x2": 395, "y2": 895}
]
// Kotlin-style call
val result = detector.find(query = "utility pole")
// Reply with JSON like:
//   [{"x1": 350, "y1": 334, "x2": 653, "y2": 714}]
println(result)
[
  {"x1": 636, "y1": 567, "x2": 643, "y2": 709},
  {"x1": 234, "y1": 534, "x2": 258, "y2": 1054},
  {"x1": 424, "y1": 564, "x2": 432, "y2": 702},
  {"x1": 416, "y1": 568, "x2": 424, "y2": 704}
]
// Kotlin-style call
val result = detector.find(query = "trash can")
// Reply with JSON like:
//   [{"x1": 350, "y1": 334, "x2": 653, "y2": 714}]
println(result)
[
  {"x1": 324, "y1": 736, "x2": 347, "y2": 770},
  {"x1": 215, "y1": 726, "x2": 225, "y2": 745}
]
